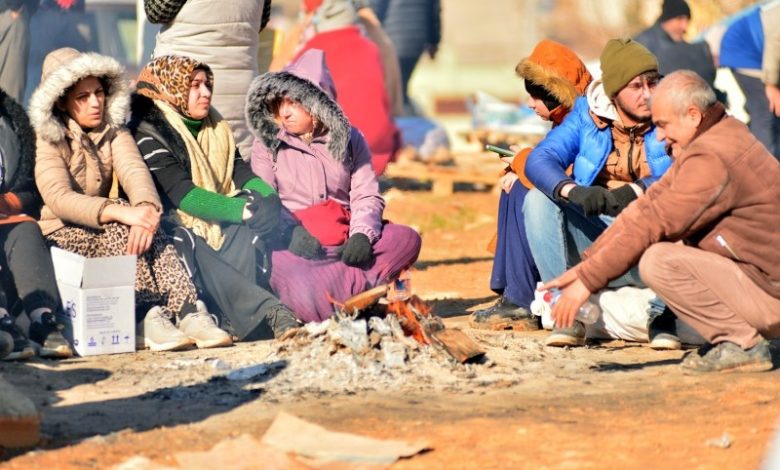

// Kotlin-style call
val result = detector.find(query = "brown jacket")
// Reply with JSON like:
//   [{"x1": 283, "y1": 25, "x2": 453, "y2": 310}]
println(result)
[
  {"x1": 577, "y1": 103, "x2": 780, "y2": 298},
  {"x1": 35, "y1": 119, "x2": 161, "y2": 235},
  {"x1": 28, "y1": 48, "x2": 160, "y2": 236}
]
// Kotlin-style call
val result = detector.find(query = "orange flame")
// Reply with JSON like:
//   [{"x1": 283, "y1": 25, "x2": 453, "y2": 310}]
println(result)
[
  {"x1": 325, "y1": 291, "x2": 345, "y2": 309},
  {"x1": 386, "y1": 294, "x2": 431, "y2": 344}
]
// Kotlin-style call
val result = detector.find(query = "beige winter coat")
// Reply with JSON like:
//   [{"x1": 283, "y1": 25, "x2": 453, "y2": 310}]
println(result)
[{"x1": 28, "y1": 48, "x2": 161, "y2": 236}]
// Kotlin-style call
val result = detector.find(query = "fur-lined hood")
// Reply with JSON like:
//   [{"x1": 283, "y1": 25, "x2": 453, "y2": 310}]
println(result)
[
  {"x1": 245, "y1": 49, "x2": 351, "y2": 162},
  {"x1": 28, "y1": 48, "x2": 129, "y2": 144},
  {"x1": 0, "y1": 87, "x2": 40, "y2": 210},
  {"x1": 515, "y1": 40, "x2": 592, "y2": 111}
]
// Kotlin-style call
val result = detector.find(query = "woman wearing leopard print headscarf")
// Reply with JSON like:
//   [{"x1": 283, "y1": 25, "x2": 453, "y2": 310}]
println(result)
[
  {"x1": 29, "y1": 48, "x2": 232, "y2": 351},
  {"x1": 127, "y1": 54, "x2": 300, "y2": 342}
]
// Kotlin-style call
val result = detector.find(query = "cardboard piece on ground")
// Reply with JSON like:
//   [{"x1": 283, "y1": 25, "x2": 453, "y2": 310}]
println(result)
[
  {"x1": 261, "y1": 412, "x2": 429, "y2": 466},
  {"x1": 51, "y1": 247, "x2": 137, "y2": 357},
  {"x1": 174, "y1": 434, "x2": 307, "y2": 470},
  {"x1": 0, "y1": 375, "x2": 39, "y2": 448}
]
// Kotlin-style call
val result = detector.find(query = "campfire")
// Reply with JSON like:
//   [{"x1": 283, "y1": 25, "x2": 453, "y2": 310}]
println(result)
[{"x1": 334, "y1": 272, "x2": 485, "y2": 364}]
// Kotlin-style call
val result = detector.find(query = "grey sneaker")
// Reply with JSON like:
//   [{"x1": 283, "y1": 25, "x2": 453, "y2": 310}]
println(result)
[
  {"x1": 178, "y1": 301, "x2": 233, "y2": 349},
  {"x1": 266, "y1": 305, "x2": 300, "y2": 340},
  {"x1": 545, "y1": 320, "x2": 586, "y2": 347},
  {"x1": 681, "y1": 340, "x2": 773, "y2": 373},
  {"x1": 648, "y1": 308, "x2": 681, "y2": 350},
  {"x1": 0, "y1": 330, "x2": 12, "y2": 359},
  {"x1": 137, "y1": 306, "x2": 193, "y2": 352},
  {"x1": 470, "y1": 296, "x2": 539, "y2": 331}
]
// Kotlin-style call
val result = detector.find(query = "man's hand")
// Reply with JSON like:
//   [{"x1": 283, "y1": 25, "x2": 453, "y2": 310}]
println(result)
[
  {"x1": 540, "y1": 267, "x2": 592, "y2": 328},
  {"x1": 766, "y1": 84, "x2": 780, "y2": 117},
  {"x1": 567, "y1": 185, "x2": 620, "y2": 217},
  {"x1": 499, "y1": 172, "x2": 518, "y2": 194},
  {"x1": 126, "y1": 225, "x2": 155, "y2": 255}
]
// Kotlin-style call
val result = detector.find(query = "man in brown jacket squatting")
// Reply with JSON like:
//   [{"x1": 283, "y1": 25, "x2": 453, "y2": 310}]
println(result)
[{"x1": 542, "y1": 70, "x2": 780, "y2": 373}]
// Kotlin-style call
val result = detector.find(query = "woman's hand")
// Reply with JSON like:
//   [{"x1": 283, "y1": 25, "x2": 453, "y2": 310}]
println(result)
[
  {"x1": 126, "y1": 225, "x2": 155, "y2": 255},
  {"x1": 102, "y1": 204, "x2": 160, "y2": 232}
]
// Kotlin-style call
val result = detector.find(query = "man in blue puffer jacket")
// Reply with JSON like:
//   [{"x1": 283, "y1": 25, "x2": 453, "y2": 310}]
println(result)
[{"x1": 523, "y1": 39, "x2": 674, "y2": 348}]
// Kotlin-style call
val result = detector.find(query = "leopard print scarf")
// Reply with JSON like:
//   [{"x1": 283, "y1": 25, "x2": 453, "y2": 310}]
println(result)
[{"x1": 136, "y1": 55, "x2": 214, "y2": 119}]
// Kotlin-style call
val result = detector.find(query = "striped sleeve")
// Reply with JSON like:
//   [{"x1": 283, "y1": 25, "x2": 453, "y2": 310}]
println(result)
[
  {"x1": 135, "y1": 131, "x2": 195, "y2": 206},
  {"x1": 143, "y1": 0, "x2": 187, "y2": 24}
]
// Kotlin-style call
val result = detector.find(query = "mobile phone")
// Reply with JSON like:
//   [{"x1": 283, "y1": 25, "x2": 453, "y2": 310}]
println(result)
[{"x1": 485, "y1": 144, "x2": 515, "y2": 157}]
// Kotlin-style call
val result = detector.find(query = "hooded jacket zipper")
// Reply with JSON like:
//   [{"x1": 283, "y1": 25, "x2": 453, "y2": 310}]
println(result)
[{"x1": 627, "y1": 127, "x2": 637, "y2": 181}]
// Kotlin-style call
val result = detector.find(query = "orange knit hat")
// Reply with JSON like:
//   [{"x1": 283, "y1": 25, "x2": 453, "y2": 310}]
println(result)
[{"x1": 515, "y1": 40, "x2": 593, "y2": 110}]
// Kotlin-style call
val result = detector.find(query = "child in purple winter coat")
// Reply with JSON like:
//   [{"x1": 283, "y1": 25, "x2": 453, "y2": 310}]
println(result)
[{"x1": 246, "y1": 49, "x2": 421, "y2": 323}]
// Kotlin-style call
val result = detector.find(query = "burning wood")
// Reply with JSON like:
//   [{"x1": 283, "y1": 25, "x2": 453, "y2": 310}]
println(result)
[{"x1": 334, "y1": 273, "x2": 486, "y2": 364}]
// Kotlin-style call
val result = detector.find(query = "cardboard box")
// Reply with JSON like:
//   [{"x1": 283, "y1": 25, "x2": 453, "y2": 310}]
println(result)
[{"x1": 50, "y1": 247, "x2": 136, "y2": 357}]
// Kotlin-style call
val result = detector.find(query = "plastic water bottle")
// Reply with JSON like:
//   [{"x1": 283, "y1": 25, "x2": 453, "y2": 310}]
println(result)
[{"x1": 530, "y1": 283, "x2": 600, "y2": 326}]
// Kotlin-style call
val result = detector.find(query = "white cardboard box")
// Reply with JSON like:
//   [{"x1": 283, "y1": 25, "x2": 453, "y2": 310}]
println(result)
[{"x1": 50, "y1": 247, "x2": 137, "y2": 357}]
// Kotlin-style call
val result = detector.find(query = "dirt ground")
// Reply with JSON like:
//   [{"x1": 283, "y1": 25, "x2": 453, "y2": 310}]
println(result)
[{"x1": 2, "y1": 182, "x2": 780, "y2": 469}]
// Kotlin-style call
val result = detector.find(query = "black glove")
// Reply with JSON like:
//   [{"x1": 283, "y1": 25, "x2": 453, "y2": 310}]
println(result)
[
  {"x1": 567, "y1": 185, "x2": 619, "y2": 217},
  {"x1": 287, "y1": 225, "x2": 322, "y2": 259},
  {"x1": 243, "y1": 191, "x2": 281, "y2": 237},
  {"x1": 338, "y1": 233, "x2": 373, "y2": 267},
  {"x1": 605, "y1": 185, "x2": 639, "y2": 217}
]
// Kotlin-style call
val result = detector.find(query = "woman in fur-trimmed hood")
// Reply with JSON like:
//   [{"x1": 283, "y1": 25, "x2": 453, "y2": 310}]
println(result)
[
  {"x1": 246, "y1": 49, "x2": 421, "y2": 323},
  {"x1": 29, "y1": 47, "x2": 232, "y2": 352},
  {"x1": 473, "y1": 40, "x2": 592, "y2": 333}
]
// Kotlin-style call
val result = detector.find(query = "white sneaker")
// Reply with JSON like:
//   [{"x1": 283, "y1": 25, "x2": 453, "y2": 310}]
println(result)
[
  {"x1": 136, "y1": 306, "x2": 193, "y2": 352},
  {"x1": 178, "y1": 301, "x2": 233, "y2": 349}
]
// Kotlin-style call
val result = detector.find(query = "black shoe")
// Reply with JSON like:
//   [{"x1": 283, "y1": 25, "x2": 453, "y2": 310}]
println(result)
[
  {"x1": 0, "y1": 315, "x2": 35, "y2": 360},
  {"x1": 470, "y1": 296, "x2": 539, "y2": 331},
  {"x1": 28, "y1": 312, "x2": 73, "y2": 358},
  {"x1": 648, "y1": 307, "x2": 681, "y2": 350},
  {"x1": 266, "y1": 305, "x2": 301, "y2": 340},
  {"x1": 0, "y1": 330, "x2": 12, "y2": 359}
]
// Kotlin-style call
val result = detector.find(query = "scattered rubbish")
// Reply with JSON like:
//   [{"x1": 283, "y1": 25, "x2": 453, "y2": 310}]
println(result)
[
  {"x1": 208, "y1": 359, "x2": 231, "y2": 371},
  {"x1": 175, "y1": 434, "x2": 306, "y2": 470},
  {"x1": 705, "y1": 432, "x2": 733, "y2": 449},
  {"x1": 261, "y1": 412, "x2": 429, "y2": 466},
  {"x1": 225, "y1": 363, "x2": 270, "y2": 381}
]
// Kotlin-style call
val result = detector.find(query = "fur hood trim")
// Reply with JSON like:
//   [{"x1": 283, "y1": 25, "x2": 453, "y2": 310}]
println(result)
[
  {"x1": 245, "y1": 52, "x2": 351, "y2": 162},
  {"x1": 28, "y1": 52, "x2": 129, "y2": 144},
  {"x1": 0, "y1": 88, "x2": 38, "y2": 198},
  {"x1": 515, "y1": 40, "x2": 592, "y2": 111}
]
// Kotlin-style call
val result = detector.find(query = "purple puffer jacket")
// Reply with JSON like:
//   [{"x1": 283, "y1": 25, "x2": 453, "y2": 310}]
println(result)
[{"x1": 247, "y1": 49, "x2": 384, "y2": 242}]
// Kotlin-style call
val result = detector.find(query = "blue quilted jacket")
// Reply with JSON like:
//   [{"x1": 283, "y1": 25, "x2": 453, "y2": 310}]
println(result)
[{"x1": 525, "y1": 97, "x2": 672, "y2": 199}]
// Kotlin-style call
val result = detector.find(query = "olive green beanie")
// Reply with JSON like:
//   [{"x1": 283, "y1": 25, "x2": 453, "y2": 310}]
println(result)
[{"x1": 600, "y1": 39, "x2": 659, "y2": 98}]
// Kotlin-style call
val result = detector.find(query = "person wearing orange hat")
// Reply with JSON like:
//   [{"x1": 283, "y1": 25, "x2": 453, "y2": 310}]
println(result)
[{"x1": 470, "y1": 40, "x2": 592, "y2": 331}]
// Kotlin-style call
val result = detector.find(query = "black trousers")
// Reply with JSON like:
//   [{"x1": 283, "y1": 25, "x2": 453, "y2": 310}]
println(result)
[
  {"x1": 0, "y1": 221, "x2": 61, "y2": 314},
  {"x1": 173, "y1": 224, "x2": 282, "y2": 341}
]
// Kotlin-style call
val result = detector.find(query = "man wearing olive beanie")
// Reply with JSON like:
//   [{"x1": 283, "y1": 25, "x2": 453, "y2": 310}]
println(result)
[{"x1": 523, "y1": 38, "x2": 676, "y2": 349}]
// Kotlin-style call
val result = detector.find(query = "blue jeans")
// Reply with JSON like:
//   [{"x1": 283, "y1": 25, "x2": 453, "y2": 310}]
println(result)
[
  {"x1": 522, "y1": 188, "x2": 644, "y2": 287},
  {"x1": 490, "y1": 183, "x2": 539, "y2": 309}
]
